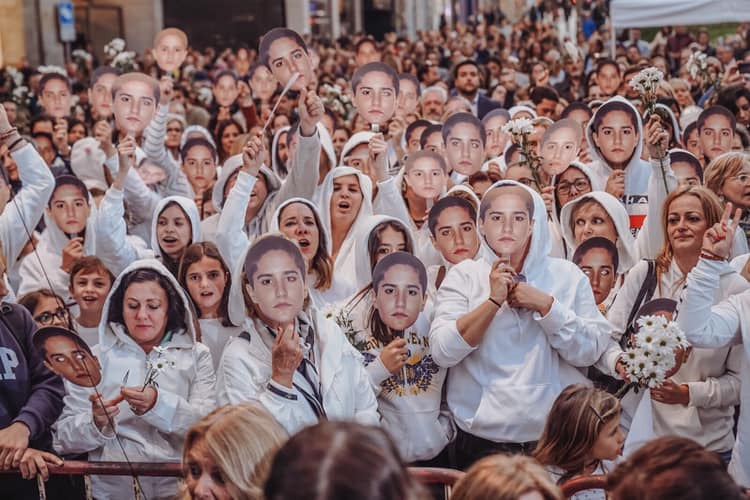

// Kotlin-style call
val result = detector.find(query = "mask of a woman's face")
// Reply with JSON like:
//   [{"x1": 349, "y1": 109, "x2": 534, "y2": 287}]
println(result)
[
  {"x1": 445, "y1": 122, "x2": 484, "y2": 176},
  {"x1": 577, "y1": 247, "x2": 616, "y2": 305},
  {"x1": 374, "y1": 264, "x2": 424, "y2": 331},
  {"x1": 247, "y1": 250, "x2": 306, "y2": 326},
  {"x1": 353, "y1": 71, "x2": 397, "y2": 127},
  {"x1": 267, "y1": 36, "x2": 314, "y2": 92},
  {"x1": 49, "y1": 185, "x2": 90, "y2": 235},
  {"x1": 182, "y1": 145, "x2": 217, "y2": 193},
  {"x1": 484, "y1": 115, "x2": 509, "y2": 158},
  {"x1": 480, "y1": 191, "x2": 534, "y2": 258},
  {"x1": 592, "y1": 110, "x2": 638, "y2": 168}
]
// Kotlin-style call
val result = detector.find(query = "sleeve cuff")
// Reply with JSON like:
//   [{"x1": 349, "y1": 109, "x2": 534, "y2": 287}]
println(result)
[
  {"x1": 12, "y1": 413, "x2": 39, "y2": 441},
  {"x1": 441, "y1": 323, "x2": 477, "y2": 359},
  {"x1": 142, "y1": 388, "x2": 177, "y2": 430},
  {"x1": 366, "y1": 355, "x2": 392, "y2": 386},
  {"x1": 535, "y1": 297, "x2": 566, "y2": 334},
  {"x1": 267, "y1": 379, "x2": 298, "y2": 400},
  {"x1": 685, "y1": 381, "x2": 705, "y2": 408}
]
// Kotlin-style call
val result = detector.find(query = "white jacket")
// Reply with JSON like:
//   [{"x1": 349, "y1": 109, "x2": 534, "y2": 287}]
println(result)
[
  {"x1": 362, "y1": 313, "x2": 454, "y2": 462},
  {"x1": 1, "y1": 144, "x2": 55, "y2": 296},
  {"x1": 217, "y1": 308, "x2": 379, "y2": 435},
  {"x1": 430, "y1": 180, "x2": 612, "y2": 443},
  {"x1": 53, "y1": 259, "x2": 217, "y2": 500},
  {"x1": 678, "y1": 258, "x2": 750, "y2": 485},
  {"x1": 585, "y1": 96, "x2": 652, "y2": 233},
  {"x1": 17, "y1": 198, "x2": 98, "y2": 301},
  {"x1": 601, "y1": 259, "x2": 746, "y2": 452}
]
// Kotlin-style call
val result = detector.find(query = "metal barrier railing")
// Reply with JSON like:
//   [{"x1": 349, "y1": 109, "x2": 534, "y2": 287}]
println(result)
[{"x1": 2, "y1": 461, "x2": 464, "y2": 499}]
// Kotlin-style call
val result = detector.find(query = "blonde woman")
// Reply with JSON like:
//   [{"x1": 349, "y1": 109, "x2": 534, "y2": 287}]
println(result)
[
  {"x1": 704, "y1": 151, "x2": 750, "y2": 251},
  {"x1": 452, "y1": 455, "x2": 563, "y2": 500},
  {"x1": 181, "y1": 403, "x2": 287, "y2": 500}
]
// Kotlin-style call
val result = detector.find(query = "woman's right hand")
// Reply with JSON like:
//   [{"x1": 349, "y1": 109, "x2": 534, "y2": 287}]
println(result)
[
  {"x1": 489, "y1": 259, "x2": 515, "y2": 306},
  {"x1": 702, "y1": 202, "x2": 743, "y2": 259},
  {"x1": 90, "y1": 393, "x2": 123, "y2": 432},
  {"x1": 61, "y1": 237, "x2": 84, "y2": 273},
  {"x1": 271, "y1": 323, "x2": 303, "y2": 388},
  {"x1": 380, "y1": 338, "x2": 409, "y2": 374}
]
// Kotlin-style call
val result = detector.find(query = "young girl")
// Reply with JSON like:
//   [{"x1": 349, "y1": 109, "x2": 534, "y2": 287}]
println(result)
[
  {"x1": 534, "y1": 385, "x2": 625, "y2": 499},
  {"x1": 360, "y1": 252, "x2": 453, "y2": 463},
  {"x1": 178, "y1": 242, "x2": 241, "y2": 369}
]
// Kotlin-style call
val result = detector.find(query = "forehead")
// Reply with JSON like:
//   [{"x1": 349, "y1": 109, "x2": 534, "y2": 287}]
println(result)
[
  {"x1": 399, "y1": 78, "x2": 417, "y2": 93},
  {"x1": 409, "y1": 156, "x2": 442, "y2": 171},
  {"x1": 333, "y1": 173, "x2": 360, "y2": 186},
  {"x1": 254, "y1": 249, "x2": 298, "y2": 274},
  {"x1": 546, "y1": 126, "x2": 578, "y2": 142},
  {"x1": 268, "y1": 37, "x2": 304, "y2": 57},
  {"x1": 449, "y1": 122, "x2": 481, "y2": 138},
  {"x1": 379, "y1": 264, "x2": 420, "y2": 285},
  {"x1": 437, "y1": 205, "x2": 472, "y2": 223},
  {"x1": 581, "y1": 246, "x2": 614, "y2": 263},
  {"x1": 671, "y1": 161, "x2": 698, "y2": 175},
  {"x1": 484, "y1": 115, "x2": 508, "y2": 129},
  {"x1": 159, "y1": 203, "x2": 188, "y2": 218},
  {"x1": 116, "y1": 80, "x2": 156, "y2": 98},
  {"x1": 52, "y1": 184, "x2": 86, "y2": 200},
  {"x1": 703, "y1": 113, "x2": 732, "y2": 128},
  {"x1": 600, "y1": 110, "x2": 634, "y2": 127},
  {"x1": 73, "y1": 269, "x2": 111, "y2": 281},
  {"x1": 488, "y1": 191, "x2": 528, "y2": 211},
  {"x1": 359, "y1": 70, "x2": 395, "y2": 88},
  {"x1": 457, "y1": 65, "x2": 478, "y2": 74},
  {"x1": 252, "y1": 66, "x2": 273, "y2": 79},
  {"x1": 156, "y1": 33, "x2": 186, "y2": 48},
  {"x1": 42, "y1": 78, "x2": 69, "y2": 92},
  {"x1": 45, "y1": 335, "x2": 83, "y2": 352},
  {"x1": 124, "y1": 280, "x2": 167, "y2": 298},
  {"x1": 560, "y1": 166, "x2": 586, "y2": 180},
  {"x1": 215, "y1": 74, "x2": 237, "y2": 86},
  {"x1": 185, "y1": 145, "x2": 214, "y2": 158},
  {"x1": 281, "y1": 201, "x2": 314, "y2": 218}
]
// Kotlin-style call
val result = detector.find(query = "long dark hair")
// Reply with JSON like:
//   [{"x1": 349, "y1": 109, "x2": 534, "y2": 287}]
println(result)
[
  {"x1": 158, "y1": 201, "x2": 193, "y2": 277},
  {"x1": 277, "y1": 201, "x2": 332, "y2": 291},
  {"x1": 107, "y1": 268, "x2": 188, "y2": 337},
  {"x1": 178, "y1": 242, "x2": 233, "y2": 327}
]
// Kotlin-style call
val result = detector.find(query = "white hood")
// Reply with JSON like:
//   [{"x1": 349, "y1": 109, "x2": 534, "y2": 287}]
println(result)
[
  {"x1": 211, "y1": 154, "x2": 282, "y2": 210},
  {"x1": 353, "y1": 215, "x2": 417, "y2": 291},
  {"x1": 270, "y1": 125, "x2": 291, "y2": 179},
  {"x1": 150, "y1": 195, "x2": 203, "y2": 259},
  {"x1": 559, "y1": 191, "x2": 637, "y2": 273},
  {"x1": 340, "y1": 131, "x2": 375, "y2": 165},
  {"x1": 98, "y1": 258, "x2": 198, "y2": 350}
]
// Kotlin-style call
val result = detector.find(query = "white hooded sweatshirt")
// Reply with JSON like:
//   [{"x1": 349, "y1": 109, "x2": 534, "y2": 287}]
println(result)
[
  {"x1": 313, "y1": 167, "x2": 374, "y2": 303},
  {"x1": 17, "y1": 191, "x2": 98, "y2": 301},
  {"x1": 268, "y1": 197, "x2": 335, "y2": 309},
  {"x1": 1, "y1": 144, "x2": 56, "y2": 295},
  {"x1": 559, "y1": 191, "x2": 638, "y2": 275},
  {"x1": 218, "y1": 241, "x2": 379, "y2": 436},
  {"x1": 430, "y1": 180, "x2": 612, "y2": 443},
  {"x1": 677, "y1": 258, "x2": 750, "y2": 485},
  {"x1": 53, "y1": 259, "x2": 217, "y2": 500},
  {"x1": 585, "y1": 96, "x2": 652, "y2": 233},
  {"x1": 601, "y1": 258, "x2": 746, "y2": 452}
]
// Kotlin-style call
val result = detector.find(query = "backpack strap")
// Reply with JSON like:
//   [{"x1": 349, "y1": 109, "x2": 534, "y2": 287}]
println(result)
[{"x1": 621, "y1": 260, "x2": 657, "y2": 349}]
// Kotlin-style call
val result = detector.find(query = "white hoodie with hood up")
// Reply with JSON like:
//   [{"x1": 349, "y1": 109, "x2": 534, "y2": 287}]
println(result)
[
  {"x1": 53, "y1": 259, "x2": 217, "y2": 500},
  {"x1": 313, "y1": 167, "x2": 374, "y2": 304},
  {"x1": 585, "y1": 96, "x2": 652, "y2": 233},
  {"x1": 17, "y1": 189, "x2": 98, "y2": 301},
  {"x1": 430, "y1": 180, "x2": 612, "y2": 443}
]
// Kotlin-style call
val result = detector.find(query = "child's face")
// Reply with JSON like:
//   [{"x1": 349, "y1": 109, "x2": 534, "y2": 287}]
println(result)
[
  {"x1": 185, "y1": 256, "x2": 227, "y2": 317},
  {"x1": 405, "y1": 157, "x2": 445, "y2": 199},
  {"x1": 590, "y1": 415, "x2": 625, "y2": 462},
  {"x1": 49, "y1": 185, "x2": 90, "y2": 235},
  {"x1": 71, "y1": 270, "x2": 112, "y2": 317},
  {"x1": 374, "y1": 264, "x2": 424, "y2": 331},
  {"x1": 154, "y1": 33, "x2": 187, "y2": 72},
  {"x1": 577, "y1": 248, "x2": 616, "y2": 305},
  {"x1": 113, "y1": 80, "x2": 157, "y2": 136},
  {"x1": 354, "y1": 71, "x2": 397, "y2": 127}
]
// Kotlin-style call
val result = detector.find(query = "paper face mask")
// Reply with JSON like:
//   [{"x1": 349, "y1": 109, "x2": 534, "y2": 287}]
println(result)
[
  {"x1": 260, "y1": 28, "x2": 315, "y2": 92},
  {"x1": 153, "y1": 28, "x2": 188, "y2": 73},
  {"x1": 34, "y1": 327, "x2": 102, "y2": 387},
  {"x1": 372, "y1": 253, "x2": 425, "y2": 332},
  {"x1": 353, "y1": 64, "x2": 398, "y2": 129},
  {"x1": 245, "y1": 243, "x2": 306, "y2": 327},
  {"x1": 112, "y1": 74, "x2": 159, "y2": 136},
  {"x1": 541, "y1": 118, "x2": 581, "y2": 176},
  {"x1": 405, "y1": 152, "x2": 446, "y2": 200}
]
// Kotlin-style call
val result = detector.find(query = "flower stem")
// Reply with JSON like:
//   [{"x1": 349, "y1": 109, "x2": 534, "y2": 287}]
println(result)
[{"x1": 614, "y1": 381, "x2": 636, "y2": 400}]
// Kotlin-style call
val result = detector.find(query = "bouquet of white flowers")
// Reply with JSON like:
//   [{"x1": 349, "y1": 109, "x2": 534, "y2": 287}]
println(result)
[
  {"x1": 141, "y1": 346, "x2": 176, "y2": 389},
  {"x1": 686, "y1": 51, "x2": 715, "y2": 91},
  {"x1": 502, "y1": 117, "x2": 543, "y2": 190},
  {"x1": 628, "y1": 67, "x2": 664, "y2": 116},
  {"x1": 104, "y1": 38, "x2": 126, "y2": 58},
  {"x1": 320, "y1": 84, "x2": 354, "y2": 122},
  {"x1": 617, "y1": 315, "x2": 690, "y2": 397}
]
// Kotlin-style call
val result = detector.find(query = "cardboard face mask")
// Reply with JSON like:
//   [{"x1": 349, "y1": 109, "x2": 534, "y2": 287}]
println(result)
[
  {"x1": 541, "y1": 118, "x2": 581, "y2": 176},
  {"x1": 373, "y1": 257, "x2": 425, "y2": 332},
  {"x1": 34, "y1": 327, "x2": 102, "y2": 387},
  {"x1": 153, "y1": 28, "x2": 188, "y2": 73},
  {"x1": 353, "y1": 68, "x2": 397, "y2": 129},
  {"x1": 112, "y1": 75, "x2": 159, "y2": 136},
  {"x1": 405, "y1": 154, "x2": 446, "y2": 200},
  {"x1": 261, "y1": 29, "x2": 315, "y2": 92},
  {"x1": 245, "y1": 247, "x2": 306, "y2": 327}
]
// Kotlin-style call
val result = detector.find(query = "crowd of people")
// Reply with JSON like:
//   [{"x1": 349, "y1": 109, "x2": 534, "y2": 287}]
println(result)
[{"x1": 2, "y1": 1, "x2": 750, "y2": 498}]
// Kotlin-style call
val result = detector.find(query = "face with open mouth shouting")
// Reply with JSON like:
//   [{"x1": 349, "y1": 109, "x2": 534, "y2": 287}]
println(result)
[
  {"x1": 157, "y1": 203, "x2": 193, "y2": 260},
  {"x1": 278, "y1": 202, "x2": 320, "y2": 265},
  {"x1": 185, "y1": 255, "x2": 228, "y2": 318},
  {"x1": 330, "y1": 174, "x2": 364, "y2": 231}
]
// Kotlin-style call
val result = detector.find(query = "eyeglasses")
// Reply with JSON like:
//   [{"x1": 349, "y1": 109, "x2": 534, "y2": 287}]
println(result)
[
  {"x1": 556, "y1": 178, "x2": 592, "y2": 196},
  {"x1": 34, "y1": 307, "x2": 68, "y2": 325},
  {"x1": 729, "y1": 173, "x2": 750, "y2": 185}
]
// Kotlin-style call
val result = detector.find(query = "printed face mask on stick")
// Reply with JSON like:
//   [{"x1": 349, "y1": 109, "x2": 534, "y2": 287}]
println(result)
[
  {"x1": 353, "y1": 63, "x2": 399, "y2": 131},
  {"x1": 372, "y1": 253, "x2": 426, "y2": 332},
  {"x1": 260, "y1": 28, "x2": 315, "y2": 92},
  {"x1": 153, "y1": 28, "x2": 188, "y2": 73},
  {"x1": 34, "y1": 327, "x2": 102, "y2": 387},
  {"x1": 541, "y1": 118, "x2": 582, "y2": 176}
]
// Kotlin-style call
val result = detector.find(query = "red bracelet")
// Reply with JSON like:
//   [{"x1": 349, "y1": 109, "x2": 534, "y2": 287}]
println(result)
[{"x1": 700, "y1": 252, "x2": 727, "y2": 262}]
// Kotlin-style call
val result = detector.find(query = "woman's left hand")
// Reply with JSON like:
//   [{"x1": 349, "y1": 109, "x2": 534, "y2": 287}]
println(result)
[
  {"x1": 121, "y1": 386, "x2": 158, "y2": 416},
  {"x1": 651, "y1": 380, "x2": 690, "y2": 406}
]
